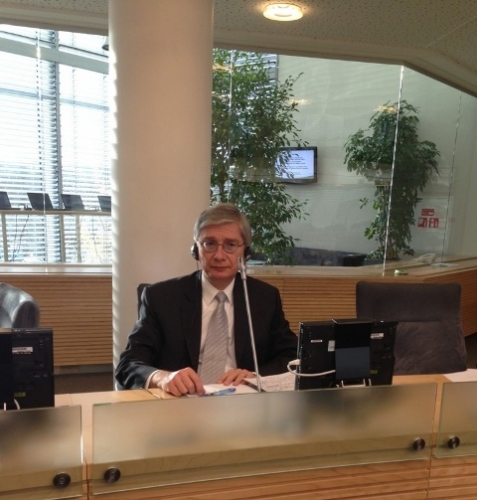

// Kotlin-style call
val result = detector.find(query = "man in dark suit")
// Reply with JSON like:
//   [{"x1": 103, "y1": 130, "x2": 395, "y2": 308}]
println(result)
[{"x1": 115, "y1": 203, "x2": 297, "y2": 396}]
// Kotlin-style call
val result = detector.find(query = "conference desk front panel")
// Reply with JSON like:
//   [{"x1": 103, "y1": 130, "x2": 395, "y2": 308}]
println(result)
[
  {"x1": 0, "y1": 405, "x2": 84, "y2": 500},
  {"x1": 89, "y1": 384, "x2": 436, "y2": 496},
  {"x1": 436, "y1": 381, "x2": 477, "y2": 458},
  {"x1": 4, "y1": 379, "x2": 477, "y2": 499}
]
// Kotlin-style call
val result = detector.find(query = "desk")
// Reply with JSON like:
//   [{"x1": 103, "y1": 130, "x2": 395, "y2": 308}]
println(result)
[
  {"x1": 4, "y1": 376, "x2": 477, "y2": 499},
  {"x1": 91, "y1": 378, "x2": 477, "y2": 499}
]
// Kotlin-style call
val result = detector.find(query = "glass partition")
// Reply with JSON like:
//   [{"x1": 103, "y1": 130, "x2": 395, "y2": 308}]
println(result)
[
  {"x1": 91, "y1": 384, "x2": 437, "y2": 495},
  {"x1": 2, "y1": 34, "x2": 476, "y2": 268},
  {"x1": 435, "y1": 381, "x2": 477, "y2": 458},
  {"x1": 215, "y1": 50, "x2": 477, "y2": 271},
  {"x1": 0, "y1": 405, "x2": 83, "y2": 500}
]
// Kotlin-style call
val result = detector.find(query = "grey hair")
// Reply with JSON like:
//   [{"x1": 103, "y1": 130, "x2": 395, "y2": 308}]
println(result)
[{"x1": 193, "y1": 203, "x2": 252, "y2": 246}]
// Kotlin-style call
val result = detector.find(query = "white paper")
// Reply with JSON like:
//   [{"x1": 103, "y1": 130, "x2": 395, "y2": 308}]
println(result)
[
  {"x1": 444, "y1": 369, "x2": 477, "y2": 382},
  {"x1": 186, "y1": 383, "x2": 257, "y2": 397},
  {"x1": 248, "y1": 371, "x2": 296, "y2": 392}
]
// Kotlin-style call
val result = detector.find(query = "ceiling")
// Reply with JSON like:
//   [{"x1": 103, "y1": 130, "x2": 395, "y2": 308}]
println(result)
[{"x1": 1, "y1": 0, "x2": 477, "y2": 95}]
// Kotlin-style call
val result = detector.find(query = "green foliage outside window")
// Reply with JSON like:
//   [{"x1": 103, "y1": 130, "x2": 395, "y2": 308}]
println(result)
[{"x1": 211, "y1": 49, "x2": 308, "y2": 264}]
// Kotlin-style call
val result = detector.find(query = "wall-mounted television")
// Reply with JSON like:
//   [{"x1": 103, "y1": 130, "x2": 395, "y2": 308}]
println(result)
[{"x1": 276, "y1": 146, "x2": 317, "y2": 184}]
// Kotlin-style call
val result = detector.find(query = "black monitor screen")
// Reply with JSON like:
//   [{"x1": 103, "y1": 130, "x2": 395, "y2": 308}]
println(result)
[{"x1": 0, "y1": 191, "x2": 12, "y2": 209}]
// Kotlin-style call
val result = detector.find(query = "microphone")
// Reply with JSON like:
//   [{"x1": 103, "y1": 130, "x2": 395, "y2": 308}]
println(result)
[{"x1": 238, "y1": 256, "x2": 262, "y2": 392}]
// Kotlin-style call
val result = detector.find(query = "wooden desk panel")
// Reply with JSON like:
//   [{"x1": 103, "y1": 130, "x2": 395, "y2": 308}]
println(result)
[
  {"x1": 95, "y1": 462, "x2": 430, "y2": 499},
  {"x1": 428, "y1": 456, "x2": 477, "y2": 499},
  {"x1": 50, "y1": 375, "x2": 474, "y2": 500}
]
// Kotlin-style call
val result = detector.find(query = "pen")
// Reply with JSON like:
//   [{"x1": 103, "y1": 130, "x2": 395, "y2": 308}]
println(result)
[
  {"x1": 202, "y1": 387, "x2": 236, "y2": 397},
  {"x1": 241, "y1": 379, "x2": 264, "y2": 392}
]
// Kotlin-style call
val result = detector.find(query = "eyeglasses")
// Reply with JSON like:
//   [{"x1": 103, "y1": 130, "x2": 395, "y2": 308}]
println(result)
[{"x1": 199, "y1": 240, "x2": 244, "y2": 254}]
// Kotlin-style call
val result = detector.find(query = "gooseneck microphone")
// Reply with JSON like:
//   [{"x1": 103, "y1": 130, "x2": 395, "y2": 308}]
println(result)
[{"x1": 239, "y1": 256, "x2": 262, "y2": 393}]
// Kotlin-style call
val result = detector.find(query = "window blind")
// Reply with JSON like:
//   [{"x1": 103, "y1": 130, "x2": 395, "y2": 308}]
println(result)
[{"x1": 0, "y1": 26, "x2": 110, "y2": 264}]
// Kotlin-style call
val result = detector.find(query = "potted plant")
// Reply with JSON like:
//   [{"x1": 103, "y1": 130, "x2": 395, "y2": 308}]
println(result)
[
  {"x1": 211, "y1": 49, "x2": 308, "y2": 264},
  {"x1": 344, "y1": 101, "x2": 440, "y2": 260}
]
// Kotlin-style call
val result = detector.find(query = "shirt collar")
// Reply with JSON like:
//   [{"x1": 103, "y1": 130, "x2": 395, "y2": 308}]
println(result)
[{"x1": 201, "y1": 271, "x2": 235, "y2": 306}]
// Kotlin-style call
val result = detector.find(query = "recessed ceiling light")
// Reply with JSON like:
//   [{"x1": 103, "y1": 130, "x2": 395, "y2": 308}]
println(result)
[{"x1": 263, "y1": 3, "x2": 303, "y2": 22}]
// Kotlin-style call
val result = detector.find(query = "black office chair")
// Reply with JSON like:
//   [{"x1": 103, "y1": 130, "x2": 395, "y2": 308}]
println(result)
[
  {"x1": 356, "y1": 281, "x2": 467, "y2": 375},
  {"x1": 0, "y1": 282, "x2": 40, "y2": 328}
]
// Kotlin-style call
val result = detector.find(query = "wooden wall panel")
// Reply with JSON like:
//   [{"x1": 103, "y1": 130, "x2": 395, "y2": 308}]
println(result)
[
  {"x1": 2, "y1": 262, "x2": 477, "y2": 368},
  {"x1": 424, "y1": 268, "x2": 477, "y2": 337},
  {"x1": 255, "y1": 268, "x2": 477, "y2": 337}
]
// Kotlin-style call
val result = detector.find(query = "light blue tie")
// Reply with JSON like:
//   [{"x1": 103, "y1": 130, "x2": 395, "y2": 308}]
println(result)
[{"x1": 200, "y1": 291, "x2": 228, "y2": 384}]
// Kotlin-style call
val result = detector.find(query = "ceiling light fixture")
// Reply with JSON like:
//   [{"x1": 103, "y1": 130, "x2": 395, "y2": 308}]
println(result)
[{"x1": 263, "y1": 3, "x2": 303, "y2": 22}]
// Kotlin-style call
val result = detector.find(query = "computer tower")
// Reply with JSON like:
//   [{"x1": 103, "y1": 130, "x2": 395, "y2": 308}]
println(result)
[
  {"x1": 369, "y1": 320, "x2": 397, "y2": 386},
  {"x1": 0, "y1": 330, "x2": 15, "y2": 409},
  {"x1": 295, "y1": 321, "x2": 336, "y2": 390},
  {"x1": 11, "y1": 327, "x2": 55, "y2": 409}
]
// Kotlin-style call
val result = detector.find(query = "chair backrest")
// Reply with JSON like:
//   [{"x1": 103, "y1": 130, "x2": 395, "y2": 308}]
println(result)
[
  {"x1": 0, "y1": 282, "x2": 40, "y2": 328},
  {"x1": 355, "y1": 281, "x2": 467, "y2": 375},
  {"x1": 136, "y1": 283, "x2": 150, "y2": 318}
]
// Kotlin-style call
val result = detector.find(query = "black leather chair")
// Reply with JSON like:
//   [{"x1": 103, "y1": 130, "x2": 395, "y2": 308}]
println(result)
[
  {"x1": 0, "y1": 282, "x2": 40, "y2": 328},
  {"x1": 356, "y1": 281, "x2": 467, "y2": 375}
]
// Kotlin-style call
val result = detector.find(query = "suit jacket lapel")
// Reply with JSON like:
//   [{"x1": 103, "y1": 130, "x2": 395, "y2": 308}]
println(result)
[{"x1": 181, "y1": 271, "x2": 202, "y2": 370}]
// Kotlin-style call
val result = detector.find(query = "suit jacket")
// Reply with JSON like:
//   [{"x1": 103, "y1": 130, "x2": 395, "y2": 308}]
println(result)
[{"x1": 115, "y1": 271, "x2": 298, "y2": 389}]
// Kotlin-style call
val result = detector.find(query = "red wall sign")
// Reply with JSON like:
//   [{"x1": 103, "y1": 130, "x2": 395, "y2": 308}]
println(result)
[
  {"x1": 429, "y1": 217, "x2": 439, "y2": 228},
  {"x1": 417, "y1": 217, "x2": 428, "y2": 228},
  {"x1": 417, "y1": 208, "x2": 439, "y2": 229}
]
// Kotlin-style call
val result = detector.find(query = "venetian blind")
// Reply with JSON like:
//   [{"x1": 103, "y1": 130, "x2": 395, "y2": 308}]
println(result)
[{"x1": 0, "y1": 26, "x2": 110, "y2": 264}]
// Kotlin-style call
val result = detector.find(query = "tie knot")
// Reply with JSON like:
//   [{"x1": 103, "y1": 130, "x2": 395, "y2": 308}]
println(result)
[{"x1": 216, "y1": 291, "x2": 227, "y2": 304}]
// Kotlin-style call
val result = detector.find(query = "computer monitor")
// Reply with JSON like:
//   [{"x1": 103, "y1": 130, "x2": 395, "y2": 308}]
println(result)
[
  {"x1": 295, "y1": 319, "x2": 397, "y2": 390},
  {"x1": 0, "y1": 327, "x2": 55, "y2": 409},
  {"x1": 97, "y1": 195, "x2": 111, "y2": 212},
  {"x1": 27, "y1": 192, "x2": 54, "y2": 211},
  {"x1": 333, "y1": 318, "x2": 372, "y2": 383},
  {"x1": 0, "y1": 191, "x2": 12, "y2": 209},
  {"x1": 276, "y1": 146, "x2": 318, "y2": 184},
  {"x1": 61, "y1": 193, "x2": 85, "y2": 210}
]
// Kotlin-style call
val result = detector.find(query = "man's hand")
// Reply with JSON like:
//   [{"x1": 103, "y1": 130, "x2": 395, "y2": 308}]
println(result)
[
  {"x1": 149, "y1": 368, "x2": 205, "y2": 396},
  {"x1": 218, "y1": 368, "x2": 254, "y2": 386}
]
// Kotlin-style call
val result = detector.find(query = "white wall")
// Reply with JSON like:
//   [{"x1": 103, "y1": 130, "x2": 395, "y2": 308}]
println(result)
[{"x1": 277, "y1": 55, "x2": 477, "y2": 258}]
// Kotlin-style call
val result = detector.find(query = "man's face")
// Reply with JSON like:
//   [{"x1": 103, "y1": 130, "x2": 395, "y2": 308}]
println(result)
[{"x1": 197, "y1": 222, "x2": 245, "y2": 289}]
